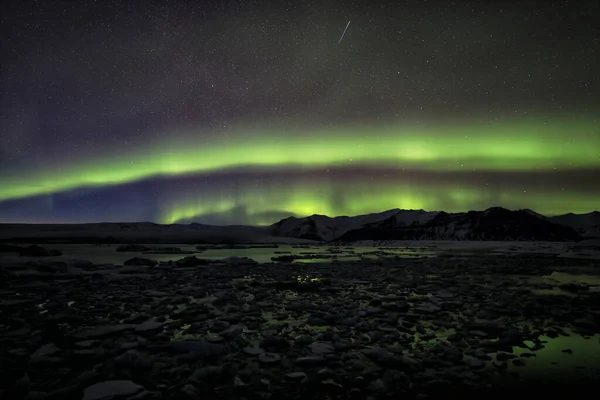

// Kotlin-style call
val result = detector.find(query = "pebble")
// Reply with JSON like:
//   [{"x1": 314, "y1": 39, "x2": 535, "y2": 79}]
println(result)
[
  {"x1": 82, "y1": 380, "x2": 144, "y2": 400},
  {"x1": 2, "y1": 247, "x2": 598, "y2": 399}
]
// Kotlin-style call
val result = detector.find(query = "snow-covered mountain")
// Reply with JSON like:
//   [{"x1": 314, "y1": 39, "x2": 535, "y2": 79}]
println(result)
[
  {"x1": 519, "y1": 209, "x2": 547, "y2": 220},
  {"x1": 1, "y1": 207, "x2": 592, "y2": 244},
  {"x1": 337, "y1": 207, "x2": 581, "y2": 241},
  {"x1": 268, "y1": 209, "x2": 401, "y2": 241},
  {"x1": 549, "y1": 212, "x2": 600, "y2": 238},
  {"x1": 271, "y1": 207, "x2": 582, "y2": 242}
]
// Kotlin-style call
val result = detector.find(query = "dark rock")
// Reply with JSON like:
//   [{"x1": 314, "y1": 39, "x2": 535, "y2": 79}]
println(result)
[
  {"x1": 260, "y1": 335, "x2": 291, "y2": 351},
  {"x1": 116, "y1": 244, "x2": 151, "y2": 252},
  {"x1": 124, "y1": 257, "x2": 157, "y2": 266},
  {"x1": 82, "y1": 380, "x2": 144, "y2": 400},
  {"x1": 308, "y1": 342, "x2": 335, "y2": 355},
  {"x1": 175, "y1": 256, "x2": 209, "y2": 267},
  {"x1": 24, "y1": 391, "x2": 50, "y2": 400},
  {"x1": 135, "y1": 319, "x2": 163, "y2": 332},
  {"x1": 496, "y1": 352, "x2": 517, "y2": 361},
  {"x1": 209, "y1": 320, "x2": 230, "y2": 331},
  {"x1": 512, "y1": 358, "x2": 526, "y2": 366},
  {"x1": 465, "y1": 358, "x2": 486, "y2": 369},
  {"x1": 286, "y1": 372, "x2": 307, "y2": 380},
  {"x1": 30, "y1": 343, "x2": 60, "y2": 362},
  {"x1": 170, "y1": 340, "x2": 225, "y2": 360},
  {"x1": 295, "y1": 356, "x2": 327, "y2": 366},
  {"x1": 243, "y1": 347, "x2": 264, "y2": 356},
  {"x1": 114, "y1": 350, "x2": 149, "y2": 369},
  {"x1": 258, "y1": 352, "x2": 281, "y2": 364},
  {"x1": 0, "y1": 244, "x2": 23, "y2": 253},
  {"x1": 221, "y1": 256, "x2": 258, "y2": 266},
  {"x1": 19, "y1": 245, "x2": 62, "y2": 257},
  {"x1": 271, "y1": 255, "x2": 296, "y2": 262},
  {"x1": 72, "y1": 324, "x2": 137, "y2": 340},
  {"x1": 190, "y1": 366, "x2": 223, "y2": 381},
  {"x1": 219, "y1": 324, "x2": 244, "y2": 339},
  {"x1": 118, "y1": 265, "x2": 150, "y2": 274}
]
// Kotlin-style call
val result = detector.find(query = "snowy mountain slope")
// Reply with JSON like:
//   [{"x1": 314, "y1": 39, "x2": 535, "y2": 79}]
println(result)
[
  {"x1": 549, "y1": 211, "x2": 600, "y2": 238},
  {"x1": 269, "y1": 208, "x2": 406, "y2": 241},
  {"x1": 336, "y1": 207, "x2": 582, "y2": 242},
  {"x1": 0, "y1": 207, "x2": 592, "y2": 244}
]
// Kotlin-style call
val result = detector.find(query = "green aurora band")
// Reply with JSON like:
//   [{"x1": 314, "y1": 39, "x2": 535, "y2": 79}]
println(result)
[
  {"x1": 1, "y1": 119, "x2": 599, "y2": 199},
  {"x1": 161, "y1": 179, "x2": 599, "y2": 225},
  {"x1": 1, "y1": 117, "x2": 598, "y2": 223}
]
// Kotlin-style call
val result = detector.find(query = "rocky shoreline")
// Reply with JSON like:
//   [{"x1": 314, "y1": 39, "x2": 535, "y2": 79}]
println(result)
[{"x1": 1, "y1": 251, "x2": 599, "y2": 399}]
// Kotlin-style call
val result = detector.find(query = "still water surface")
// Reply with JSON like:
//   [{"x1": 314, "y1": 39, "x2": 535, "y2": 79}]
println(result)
[{"x1": 12, "y1": 244, "x2": 436, "y2": 264}]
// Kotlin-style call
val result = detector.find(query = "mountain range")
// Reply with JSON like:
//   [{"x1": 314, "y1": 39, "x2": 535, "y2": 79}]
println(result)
[
  {"x1": 0, "y1": 208, "x2": 598, "y2": 244},
  {"x1": 269, "y1": 208, "x2": 600, "y2": 242}
]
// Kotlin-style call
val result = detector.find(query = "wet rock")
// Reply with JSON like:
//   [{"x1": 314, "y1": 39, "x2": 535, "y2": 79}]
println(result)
[
  {"x1": 258, "y1": 352, "x2": 281, "y2": 364},
  {"x1": 75, "y1": 340, "x2": 99, "y2": 348},
  {"x1": 19, "y1": 245, "x2": 62, "y2": 257},
  {"x1": 271, "y1": 255, "x2": 296, "y2": 262},
  {"x1": 170, "y1": 340, "x2": 225, "y2": 360},
  {"x1": 219, "y1": 324, "x2": 244, "y2": 339},
  {"x1": 465, "y1": 358, "x2": 486, "y2": 369},
  {"x1": 424, "y1": 379, "x2": 452, "y2": 392},
  {"x1": 0, "y1": 244, "x2": 23, "y2": 253},
  {"x1": 562, "y1": 349, "x2": 573, "y2": 354},
  {"x1": 496, "y1": 352, "x2": 517, "y2": 361},
  {"x1": 175, "y1": 256, "x2": 209, "y2": 267},
  {"x1": 573, "y1": 318, "x2": 596, "y2": 329},
  {"x1": 221, "y1": 256, "x2": 258, "y2": 266},
  {"x1": 367, "y1": 378, "x2": 386, "y2": 393},
  {"x1": 24, "y1": 391, "x2": 50, "y2": 400},
  {"x1": 135, "y1": 319, "x2": 163, "y2": 332},
  {"x1": 520, "y1": 352, "x2": 536, "y2": 358},
  {"x1": 118, "y1": 265, "x2": 150, "y2": 274},
  {"x1": 116, "y1": 245, "x2": 151, "y2": 252},
  {"x1": 308, "y1": 342, "x2": 335, "y2": 355},
  {"x1": 82, "y1": 380, "x2": 145, "y2": 400},
  {"x1": 439, "y1": 344, "x2": 463, "y2": 362},
  {"x1": 73, "y1": 324, "x2": 137, "y2": 340},
  {"x1": 295, "y1": 356, "x2": 326, "y2": 366},
  {"x1": 143, "y1": 290, "x2": 168, "y2": 297},
  {"x1": 286, "y1": 372, "x2": 307, "y2": 380},
  {"x1": 469, "y1": 321, "x2": 507, "y2": 335},
  {"x1": 436, "y1": 290, "x2": 455, "y2": 298},
  {"x1": 512, "y1": 358, "x2": 526, "y2": 366},
  {"x1": 260, "y1": 335, "x2": 291, "y2": 351},
  {"x1": 414, "y1": 303, "x2": 441, "y2": 313},
  {"x1": 114, "y1": 350, "x2": 152, "y2": 369},
  {"x1": 293, "y1": 335, "x2": 314, "y2": 348},
  {"x1": 243, "y1": 347, "x2": 264, "y2": 356},
  {"x1": 233, "y1": 376, "x2": 246, "y2": 387},
  {"x1": 124, "y1": 257, "x2": 157, "y2": 267},
  {"x1": 361, "y1": 347, "x2": 407, "y2": 368},
  {"x1": 144, "y1": 247, "x2": 192, "y2": 254},
  {"x1": 382, "y1": 302, "x2": 410, "y2": 312},
  {"x1": 30, "y1": 343, "x2": 60, "y2": 361},
  {"x1": 209, "y1": 320, "x2": 230, "y2": 331},
  {"x1": 190, "y1": 365, "x2": 223, "y2": 381},
  {"x1": 205, "y1": 333, "x2": 224, "y2": 343},
  {"x1": 366, "y1": 306, "x2": 385, "y2": 315},
  {"x1": 180, "y1": 384, "x2": 201, "y2": 398}
]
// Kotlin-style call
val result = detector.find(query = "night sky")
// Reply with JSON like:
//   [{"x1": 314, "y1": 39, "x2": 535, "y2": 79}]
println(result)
[{"x1": 1, "y1": 0, "x2": 599, "y2": 225}]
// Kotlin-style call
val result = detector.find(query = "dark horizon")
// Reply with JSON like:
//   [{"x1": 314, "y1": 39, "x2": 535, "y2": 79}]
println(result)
[{"x1": 0, "y1": 206, "x2": 598, "y2": 227}]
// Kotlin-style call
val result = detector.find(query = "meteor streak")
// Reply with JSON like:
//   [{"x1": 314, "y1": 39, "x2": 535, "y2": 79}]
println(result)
[{"x1": 338, "y1": 21, "x2": 351, "y2": 44}]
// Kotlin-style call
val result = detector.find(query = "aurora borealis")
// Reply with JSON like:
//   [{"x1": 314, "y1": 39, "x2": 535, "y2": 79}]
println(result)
[{"x1": 1, "y1": 1, "x2": 598, "y2": 224}]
